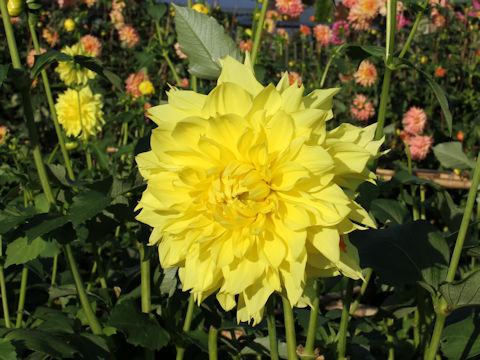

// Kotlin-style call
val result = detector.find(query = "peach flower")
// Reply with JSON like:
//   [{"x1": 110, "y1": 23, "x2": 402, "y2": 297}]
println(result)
[
  {"x1": 125, "y1": 71, "x2": 148, "y2": 99},
  {"x1": 81, "y1": 35, "x2": 102, "y2": 57},
  {"x1": 402, "y1": 107, "x2": 427, "y2": 135},
  {"x1": 26, "y1": 48, "x2": 47, "y2": 68},
  {"x1": 353, "y1": 60, "x2": 377, "y2": 87},
  {"x1": 406, "y1": 135, "x2": 434, "y2": 161},
  {"x1": 350, "y1": 94, "x2": 375, "y2": 121},
  {"x1": 276, "y1": 0, "x2": 305, "y2": 18},
  {"x1": 118, "y1": 25, "x2": 140, "y2": 48},
  {"x1": 313, "y1": 24, "x2": 332, "y2": 46}
]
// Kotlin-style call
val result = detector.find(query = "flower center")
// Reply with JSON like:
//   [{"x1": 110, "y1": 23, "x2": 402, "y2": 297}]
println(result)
[{"x1": 206, "y1": 160, "x2": 273, "y2": 229}]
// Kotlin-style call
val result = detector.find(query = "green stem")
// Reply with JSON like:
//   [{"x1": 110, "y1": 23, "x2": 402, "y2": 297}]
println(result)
[
  {"x1": 350, "y1": 268, "x2": 373, "y2": 315},
  {"x1": 385, "y1": 318, "x2": 395, "y2": 360},
  {"x1": 208, "y1": 326, "x2": 218, "y2": 360},
  {"x1": 15, "y1": 266, "x2": 28, "y2": 328},
  {"x1": 51, "y1": 254, "x2": 58, "y2": 286},
  {"x1": 154, "y1": 21, "x2": 182, "y2": 85},
  {"x1": 250, "y1": 0, "x2": 269, "y2": 65},
  {"x1": 0, "y1": 0, "x2": 55, "y2": 206},
  {"x1": 320, "y1": 45, "x2": 345, "y2": 88},
  {"x1": 420, "y1": 186, "x2": 426, "y2": 220},
  {"x1": 426, "y1": 153, "x2": 480, "y2": 359},
  {"x1": 139, "y1": 243, "x2": 151, "y2": 314},
  {"x1": 64, "y1": 244, "x2": 103, "y2": 335},
  {"x1": 374, "y1": 0, "x2": 396, "y2": 142},
  {"x1": 282, "y1": 295, "x2": 298, "y2": 360},
  {"x1": 27, "y1": 14, "x2": 75, "y2": 180},
  {"x1": 0, "y1": 236, "x2": 10, "y2": 328},
  {"x1": 303, "y1": 280, "x2": 320, "y2": 357},
  {"x1": 337, "y1": 279, "x2": 354, "y2": 360},
  {"x1": 176, "y1": 293, "x2": 196, "y2": 360},
  {"x1": 398, "y1": 0, "x2": 429, "y2": 59},
  {"x1": 266, "y1": 297, "x2": 279, "y2": 360}
]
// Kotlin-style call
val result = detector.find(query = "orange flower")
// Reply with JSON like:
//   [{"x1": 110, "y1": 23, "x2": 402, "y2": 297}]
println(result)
[
  {"x1": 125, "y1": 71, "x2": 148, "y2": 99},
  {"x1": 313, "y1": 24, "x2": 332, "y2": 46},
  {"x1": 276, "y1": 28, "x2": 290, "y2": 41},
  {"x1": 435, "y1": 65, "x2": 446, "y2": 77},
  {"x1": 81, "y1": 35, "x2": 102, "y2": 57},
  {"x1": 299, "y1": 25, "x2": 311, "y2": 35},
  {"x1": 281, "y1": 71, "x2": 303, "y2": 86},
  {"x1": 353, "y1": 60, "x2": 377, "y2": 87},
  {"x1": 239, "y1": 39, "x2": 252, "y2": 52},
  {"x1": 26, "y1": 48, "x2": 47, "y2": 68},
  {"x1": 0, "y1": 126, "x2": 9, "y2": 145},
  {"x1": 276, "y1": 0, "x2": 304, "y2": 17},
  {"x1": 118, "y1": 25, "x2": 139, "y2": 48},
  {"x1": 42, "y1": 27, "x2": 59, "y2": 47}
]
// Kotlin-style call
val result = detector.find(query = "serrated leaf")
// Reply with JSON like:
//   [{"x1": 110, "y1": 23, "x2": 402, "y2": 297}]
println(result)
[
  {"x1": 147, "y1": 3, "x2": 167, "y2": 21},
  {"x1": 68, "y1": 190, "x2": 111, "y2": 227},
  {"x1": 174, "y1": 4, "x2": 241, "y2": 79},
  {"x1": 370, "y1": 199, "x2": 409, "y2": 225},
  {"x1": 24, "y1": 213, "x2": 70, "y2": 241},
  {"x1": 0, "y1": 64, "x2": 10, "y2": 88},
  {"x1": 441, "y1": 314, "x2": 480, "y2": 360},
  {"x1": 5, "y1": 237, "x2": 57, "y2": 268},
  {"x1": 73, "y1": 56, "x2": 123, "y2": 90},
  {"x1": 433, "y1": 142, "x2": 476, "y2": 170},
  {"x1": 0, "y1": 338, "x2": 17, "y2": 360},
  {"x1": 30, "y1": 50, "x2": 71, "y2": 79},
  {"x1": 107, "y1": 300, "x2": 169, "y2": 350},
  {"x1": 4, "y1": 329, "x2": 76, "y2": 358},
  {"x1": 0, "y1": 207, "x2": 38, "y2": 235},
  {"x1": 350, "y1": 221, "x2": 449, "y2": 287},
  {"x1": 440, "y1": 270, "x2": 480, "y2": 308}
]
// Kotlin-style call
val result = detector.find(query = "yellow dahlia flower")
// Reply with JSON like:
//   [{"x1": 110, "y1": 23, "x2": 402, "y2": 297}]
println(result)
[
  {"x1": 55, "y1": 43, "x2": 96, "y2": 87},
  {"x1": 136, "y1": 55, "x2": 383, "y2": 324},
  {"x1": 55, "y1": 86, "x2": 104, "y2": 139}
]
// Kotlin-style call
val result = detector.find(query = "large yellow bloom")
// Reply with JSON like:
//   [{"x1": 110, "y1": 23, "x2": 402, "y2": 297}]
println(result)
[
  {"x1": 136, "y1": 55, "x2": 383, "y2": 324},
  {"x1": 55, "y1": 86, "x2": 104, "y2": 139},
  {"x1": 55, "y1": 43, "x2": 96, "y2": 87}
]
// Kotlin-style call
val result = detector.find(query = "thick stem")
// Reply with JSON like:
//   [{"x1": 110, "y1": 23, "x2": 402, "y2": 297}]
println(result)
[
  {"x1": 0, "y1": 0, "x2": 55, "y2": 206},
  {"x1": 266, "y1": 297, "x2": 279, "y2": 360},
  {"x1": 208, "y1": 326, "x2": 218, "y2": 360},
  {"x1": 282, "y1": 295, "x2": 298, "y2": 360},
  {"x1": 303, "y1": 280, "x2": 320, "y2": 356},
  {"x1": 374, "y1": 68, "x2": 392, "y2": 141},
  {"x1": 15, "y1": 266, "x2": 28, "y2": 328},
  {"x1": 64, "y1": 244, "x2": 103, "y2": 335},
  {"x1": 0, "y1": 237, "x2": 11, "y2": 328},
  {"x1": 337, "y1": 279, "x2": 354, "y2": 360},
  {"x1": 51, "y1": 254, "x2": 58, "y2": 286},
  {"x1": 425, "y1": 301, "x2": 448, "y2": 360},
  {"x1": 176, "y1": 293, "x2": 196, "y2": 360},
  {"x1": 250, "y1": 0, "x2": 269, "y2": 65},
  {"x1": 27, "y1": 15, "x2": 75, "y2": 180},
  {"x1": 139, "y1": 244, "x2": 151, "y2": 314}
]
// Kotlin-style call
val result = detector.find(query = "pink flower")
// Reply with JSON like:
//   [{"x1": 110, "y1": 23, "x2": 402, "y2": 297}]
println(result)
[
  {"x1": 353, "y1": 60, "x2": 377, "y2": 87},
  {"x1": 239, "y1": 39, "x2": 252, "y2": 52},
  {"x1": 180, "y1": 78, "x2": 189, "y2": 88},
  {"x1": 402, "y1": 107, "x2": 427, "y2": 135},
  {"x1": 26, "y1": 48, "x2": 47, "y2": 68},
  {"x1": 406, "y1": 135, "x2": 434, "y2": 161},
  {"x1": 125, "y1": 71, "x2": 148, "y2": 99},
  {"x1": 118, "y1": 25, "x2": 140, "y2": 48},
  {"x1": 275, "y1": 0, "x2": 305, "y2": 18},
  {"x1": 313, "y1": 24, "x2": 332, "y2": 46},
  {"x1": 276, "y1": 28, "x2": 290, "y2": 41},
  {"x1": 396, "y1": 13, "x2": 410, "y2": 29},
  {"x1": 81, "y1": 35, "x2": 102, "y2": 57},
  {"x1": 350, "y1": 94, "x2": 375, "y2": 121},
  {"x1": 342, "y1": 0, "x2": 358, "y2": 8},
  {"x1": 174, "y1": 42, "x2": 188, "y2": 59},
  {"x1": 332, "y1": 20, "x2": 350, "y2": 44}
]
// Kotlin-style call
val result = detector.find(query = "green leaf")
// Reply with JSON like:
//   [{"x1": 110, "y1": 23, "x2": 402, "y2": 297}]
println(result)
[
  {"x1": 370, "y1": 199, "x2": 409, "y2": 225},
  {"x1": 30, "y1": 50, "x2": 71, "y2": 79},
  {"x1": 160, "y1": 267, "x2": 178, "y2": 297},
  {"x1": 24, "y1": 213, "x2": 70, "y2": 242},
  {"x1": 441, "y1": 314, "x2": 480, "y2": 360},
  {"x1": 0, "y1": 64, "x2": 10, "y2": 88},
  {"x1": 5, "y1": 237, "x2": 57, "y2": 268},
  {"x1": 68, "y1": 190, "x2": 111, "y2": 227},
  {"x1": 173, "y1": 4, "x2": 242, "y2": 79},
  {"x1": 4, "y1": 329, "x2": 76, "y2": 358},
  {"x1": 440, "y1": 270, "x2": 480, "y2": 308},
  {"x1": 91, "y1": 143, "x2": 110, "y2": 171},
  {"x1": 107, "y1": 300, "x2": 170, "y2": 350},
  {"x1": 350, "y1": 221, "x2": 449, "y2": 287},
  {"x1": 345, "y1": 45, "x2": 385, "y2": 61},
  {"x1": 433, "y1": 142, "x2": 476, "y2": 170},
  {"x1": 0, "y1": 207, "x2": 38, "y2": 235},
  {"x1": 146, "y1": 3, "x2": 167, "y2": 21},
  {"x1": 73, "y1": 56, "x2": 123, "y2": 90},
  {"x1": 0, "y1": 339, "x2": 17, "y2": 360}
]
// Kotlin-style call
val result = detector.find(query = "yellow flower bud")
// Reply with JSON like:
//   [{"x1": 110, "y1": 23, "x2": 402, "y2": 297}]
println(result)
[
  {"x1": 138, "y1": 80, "x2": 155, "y2": 95},
  {"x1": 192, "y1": 3, "x2": 209, "y2": 14},
  {"x1": 288, "y1": 61, "x2": 294, "y2": 67},
  {"x1": 65, "y1": 141, "x2": 78, "y2": 150},
  {"x1": 64, "y1": 18, "x2": 76, "y2": 32},
  {"x1": 245, "y1": 28, "x2": 252, "y2": 37},
  {"x1": 7, "y1": 0, "x2": 25, "y2": 17},
  {"x1": 420, "y1": 56, "x2": 428, "y2": 64},
  {"x1": 454, "y1": 169, "x2": 460, "y2": 176},
  {"x1": 371, "y1": 29, "x2": 377, "y2": 35}
]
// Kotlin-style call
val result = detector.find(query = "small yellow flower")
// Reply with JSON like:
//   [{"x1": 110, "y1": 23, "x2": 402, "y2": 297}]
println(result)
[
  {"x1": 245, "y1": 28, "x2": 252, "y2": 37},
  {"x1": 55, "y1": 43, "x2": 96, "y2": 87},
  {"x1": 64, "y1": 18, "x2": 76, "y2": 32},
  {"x1": 454, "y1": 169, "x2": 460, "y2": 176},
  {"x1": 138, "y1": 80, "x2": 155, "y2": 95},
  {"x1": 192, "y1": 3, "x2": 209, "y2": 14},
  {"x1": 55, "y1": 86, "x2": 104, "y2": 139},
  {"x1": 420, "y1": 56, "x2": 428, "y2": 64},
  {"x1": 136, "y1": 54, "x2": 383, "y2": 324},
  {"x1": 288, "y1": 61, "x2": 294, "y2": 67},
  {"x1": 370, "y1": 29, "x2": 377, "y2": 35}
]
